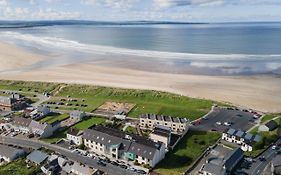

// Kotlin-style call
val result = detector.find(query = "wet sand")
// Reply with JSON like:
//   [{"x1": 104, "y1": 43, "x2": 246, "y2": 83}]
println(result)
[{"x1": 0, "y1": 42, "x2": 281, "y2": 113}]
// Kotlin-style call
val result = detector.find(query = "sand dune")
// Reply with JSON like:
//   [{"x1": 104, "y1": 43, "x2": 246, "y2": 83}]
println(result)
[{"x1": 0, "y1": 42, "x2": 280, "y2": 113}]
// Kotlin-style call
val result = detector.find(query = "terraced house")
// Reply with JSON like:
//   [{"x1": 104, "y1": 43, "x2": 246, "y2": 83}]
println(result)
[
  {"x1": 222, "y1": 128, "x2": 262, "y2": 152},
  {"x1": 82, "y1": 125, "x2": 165, "y2": 167},
  {"x1": 140, "y1": 114, "x2": 189, "y2": 134}
]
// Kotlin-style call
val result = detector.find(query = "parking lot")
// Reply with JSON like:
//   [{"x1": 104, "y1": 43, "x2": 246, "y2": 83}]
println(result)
[{"x1": 192, "y1": 107, "x2": 259, "y2": 132}]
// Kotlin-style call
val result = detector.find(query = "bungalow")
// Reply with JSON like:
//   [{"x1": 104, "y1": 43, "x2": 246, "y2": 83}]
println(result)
[
  {"x1": 27, "y1": 150, "x2": 49, "y2": 165},
  {"x1": 67, "y1": 128, "x2": 83, "y2": 145},
  {"x1": 70, "y1": 110, "x2": 86, "y2": 121},
  {"x1": 222, "y1": 128, "x2": 262, "y2": 152},
  {"x1": 0, "y1": 144, "x2": 25, "y2": 162},
  {"x1": 258, "y1": 120, "x2": 278, "y2": 132}
]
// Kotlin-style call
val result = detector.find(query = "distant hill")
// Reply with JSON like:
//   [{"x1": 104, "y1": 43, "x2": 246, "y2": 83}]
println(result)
[{"x1": 0, "y1": 20, "x2": 207, "y2": 28}]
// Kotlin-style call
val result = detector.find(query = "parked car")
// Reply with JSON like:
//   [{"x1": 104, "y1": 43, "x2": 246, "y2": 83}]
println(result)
[
  {"x1": 97, "y1": 160, "x2": 106, "y2": 166},
  {"x1": 136, "y1": 170, "x2": 147, "y2": 174},
  {"x1": 110, "y1": 161, "x2": 118, "y2": 166},
  {"x1": 216, "y1": 122, "x2": 222, "y2": 125},
  {"x1": 223, "y1": 122, "x2": 231, "y2": 126}
]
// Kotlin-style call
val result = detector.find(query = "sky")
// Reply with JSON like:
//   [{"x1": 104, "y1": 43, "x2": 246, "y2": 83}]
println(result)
[{"x1": 0, "y1": 0, "x2": 281, "y2": 22}]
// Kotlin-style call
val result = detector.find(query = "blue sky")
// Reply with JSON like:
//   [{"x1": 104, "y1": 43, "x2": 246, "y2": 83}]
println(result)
[{"x1": 0, "y1": 0, "x2": 281, "y2": 22}]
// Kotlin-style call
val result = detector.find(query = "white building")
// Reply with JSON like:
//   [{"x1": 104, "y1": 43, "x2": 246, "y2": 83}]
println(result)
[
  {"x1": 149, "y1": 126, "x2": 171, "y2": 150},
  {"x1": 0, "y1": 144, "x2": 25, "y2": 162},
  {"x1": 222, "y1": 128, "x2": 262, "y2": 152},
  {"x1": 37, "y1": 105, "x2": 51, "y2": 116},
  {"x1": 29, "y1": 120, "x2": 60, "y2": 138},
  {"x1": 70, "y1": 110, "x2": 86, "y2": 121},
  {"x1": 83, "y1": 125, "x2": 166, "y2": 168},
  {"x1": 12, "y1": 117, "x2": 32, "y2": 133},
  {"x1": 140, "y1": 114, "x2": 189, "y2": 134},
  {"x1": 67, "y1": 128, "x2": 83, "y2": 145}
]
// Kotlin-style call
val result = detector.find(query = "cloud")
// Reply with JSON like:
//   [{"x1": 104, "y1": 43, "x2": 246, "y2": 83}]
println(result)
[
  {"x1": 81, "y1": 0, "x2": 139, "y2": 9},
  {"x1": 0, "y1": 0, "x2": 8, "y2": 7},
  {"x1": 1, "y1": 6, "x2": 81, "y2": 20},
  {"x1": 154, "y1": 0, "x2": 224, "y2": 8}
]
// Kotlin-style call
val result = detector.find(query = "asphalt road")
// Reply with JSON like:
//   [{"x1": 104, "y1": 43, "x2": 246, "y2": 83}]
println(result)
[
  {"x1": 236, "y1": 138, "x2": 281, "y2": 175},
  {"x1": 0, "y1": 136, "x2": 140, "y2": 175},
  {"x1": 191, "y1": 108, "x2": 257, "y2": 132}
]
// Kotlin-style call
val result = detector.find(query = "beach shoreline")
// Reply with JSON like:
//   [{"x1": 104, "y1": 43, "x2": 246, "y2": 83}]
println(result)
[{"x1": 0, "y1": 42, "x2": 281, "y2": 113}]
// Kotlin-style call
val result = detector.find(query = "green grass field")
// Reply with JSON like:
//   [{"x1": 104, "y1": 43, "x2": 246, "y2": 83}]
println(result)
[
  {"x1": 0, "y1": 158, "x2": 40, "y2": 175},
  {"x1": 154, "y1": 131, "x2": 220, "y2": 175},
  {"x1": 47, "y1": 113, "x2": 69, "y2": 124},
  {"x1": 261, "y1": 114, "x2": 280, "y2": 123},
  {"x1": 54, "y1": 84, "x2": 214, "y2": 120},
  {"x1": 72, "y1": 116, "x2": 106, "y2": 130}
]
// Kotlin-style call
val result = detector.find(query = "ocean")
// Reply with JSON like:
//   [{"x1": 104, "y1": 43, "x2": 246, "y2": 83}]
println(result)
[{"x1": 1, "y1": 22, "x2": 281, "y2": 75}]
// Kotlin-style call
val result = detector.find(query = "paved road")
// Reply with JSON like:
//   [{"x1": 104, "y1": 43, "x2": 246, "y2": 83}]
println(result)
[
  {"x1": 236, "y1": 138, "x2": 281, "y2": 175},
  {"x1": 0, "y1": 136, "x2": 140, "y2": 175}
]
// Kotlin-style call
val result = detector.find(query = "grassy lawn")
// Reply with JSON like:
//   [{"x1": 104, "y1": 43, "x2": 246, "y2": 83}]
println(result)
[
  {"x1": 0, "y1": 80, "x2": 61, "y2": 94},
  {"x1": 247, "y1": 129, "x2": 279, "y2": 158},
  {"x1": 261, "y1": 114, "x2": 280, "y2": 123},
  {"x1": 72, "y1": 116, "x2": 106, "y2": 130},
  {"x1": 125, "y1": 126, "x2": 137, "y2": 134},
  {"x1": 42, "y1": 129, "x2": 67, "y2": 143},
  {"x1": 47, "y1": 113, "x2": 69, "y2": 124},
  {"x1": 0, "y1": 158, "x2": 40, "y2": 175},
  {"x1": 154, "y1": 131, "x2": 220, "y2": 175},
  {"x1": 55, "y1": 85, "x2": 214, "y2": 120}
]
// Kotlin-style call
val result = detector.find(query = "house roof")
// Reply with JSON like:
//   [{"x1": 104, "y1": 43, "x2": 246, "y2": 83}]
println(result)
[
  {"x1": 235, "y1": 130, "x2": 245, "y2": 138},
  {"x1": 70, "y1": 110, "x2": 85, "y2": 117},
  {"x1": 37, "y1": 105, "x2": 50, "y2": 112},
  {"x1": 83, "y1": 125, "x2": 163, "y2": 160},
  {"x1": 224, "y1": 148, "x2": 244, "y2": 171},
  {"x1": 67, "y1": 128, "x2": 82, "y2": 136},
  {"x1": 203, "y1": 163, "x2": 226, "y2": 175},
  {"x1": 72, "y1": 162, "x2": 94, "y2": 175},
  {"x1": 27, "y1": 150, "x2": 49, "y2": 164},
  {"x1": 29, "y1": 120, "x2": 48, "y2": 131},
  {"x1": 151, "y1": 126, "x2": 171, "y2": 138},
  {"x1": 0, "y1": 144, "x2": 24, "y2": 159},
  {"x1": 0, "y1": 96, "x2": 13, "y2": 105},
  {"x1": 244, "y1": 133, "x2": 253, "y2": 140},
  {"x1": 264, "y1": 120, "x2": 278, "y2": 131},
  {"x1": 140, "y1": 114, "x2": 189, "y2": 124},
  {"x1": 272, "y1": 155, "x2": 281, "y2": 167},
  {"x1": 13, "y1": 117, "x2": 32, "y2": 127},
  {"x1": 226, "y1": 128, "x2": 236, "y2": 135}
]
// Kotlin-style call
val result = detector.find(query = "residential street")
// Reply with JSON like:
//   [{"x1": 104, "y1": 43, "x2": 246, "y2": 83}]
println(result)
[
  {"x1": 0, "y1": 136, "x2": 140, "y2": 175},
  {"x1": 237, "y1": 138, "x2": 281, "y2": 175}
]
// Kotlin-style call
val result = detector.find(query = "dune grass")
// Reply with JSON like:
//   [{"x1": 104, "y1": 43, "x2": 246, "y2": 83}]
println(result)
[{"x1": 55, "y1": 84, "x2": 214, "y2": 120}]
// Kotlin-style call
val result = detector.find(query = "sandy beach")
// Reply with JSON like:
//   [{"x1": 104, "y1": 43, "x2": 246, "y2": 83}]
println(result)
[
  {"x1": 0, "y1": 43, "x2": 44, "y2": 72},
  {"x1": 0, "y1": 43, "x2": 280, "y2": 113}
]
